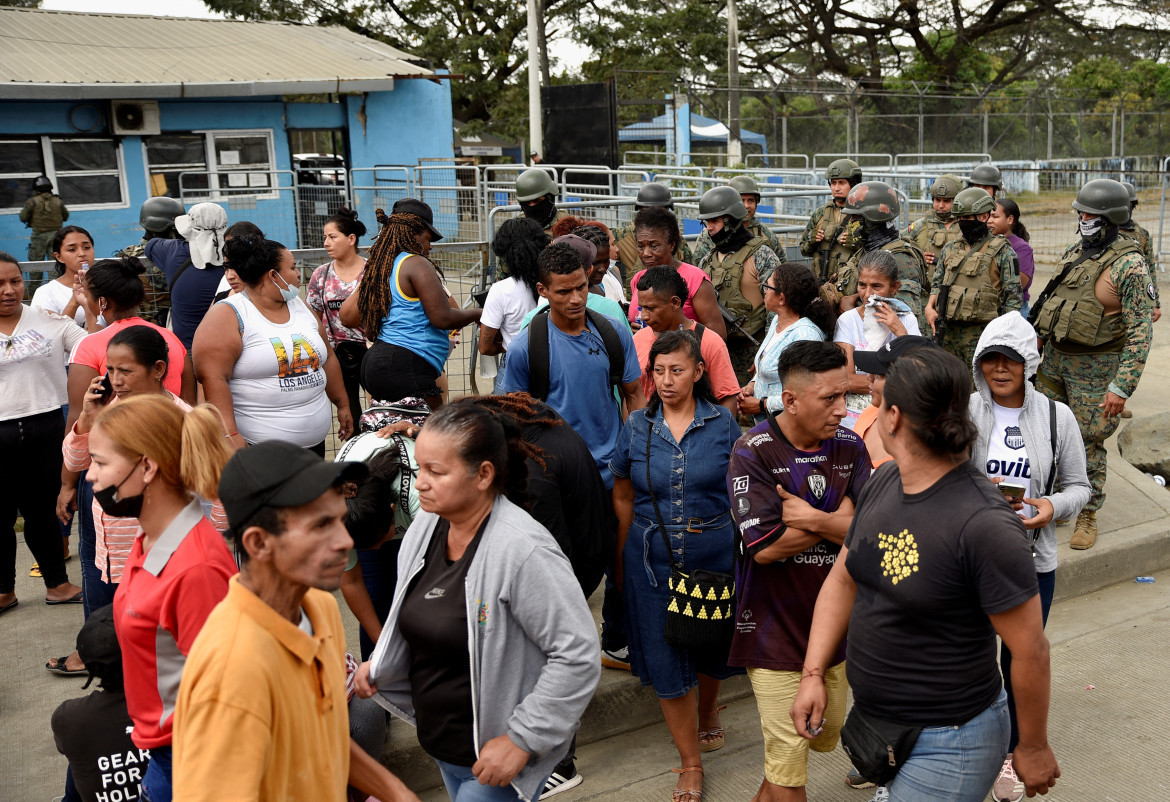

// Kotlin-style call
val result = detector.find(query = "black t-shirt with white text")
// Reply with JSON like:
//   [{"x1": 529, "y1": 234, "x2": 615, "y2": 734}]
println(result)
[
  {"x1": 52, "y1": 689, "x2": 150, "y2": 802},
  {"x1": 844, "y1": 461, "x2": 1038, "y2": 726}
]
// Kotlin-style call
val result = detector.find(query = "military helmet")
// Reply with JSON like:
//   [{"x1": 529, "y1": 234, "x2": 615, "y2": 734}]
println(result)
[
  {"x1": 1122, "y1": 180, "x2": 1139, "y2": 206},
  {"x1": 966, "y1": 164, "x2": 1003, "y2": 190},
  {"x1": 728, "y1": 175, "x2": 761, "y2": 199},
  {"x1": 825, "y1": 158, "x2": 863, "y2": 185},
  {"x1": 929, "y1": 174, "x2": 962, "y2": 199},
  {"x1": 951, "y1": 187, "x2": 996, "y2": 217},
  {"x1": 34, "y1": 175, "x2": 53, "y2": 192},
  {"x1": 841, "y1": 181, "x2": 899, "y2": 222},
  {"x1": 635, "y1": 182, "x2": 674, "y2": 209},
  {"x1": 697, "y1": 185, "x2": 748, "y2": 221},
  {"x1": 515, "y1": 168, "x2": 558, "y2": 202},
  {"x1": 1071, "y1": 179, "x2": 1131, "y2": 225},
  {"x1": 139, "y1": 196, "x2": 186, "y2": 234}
]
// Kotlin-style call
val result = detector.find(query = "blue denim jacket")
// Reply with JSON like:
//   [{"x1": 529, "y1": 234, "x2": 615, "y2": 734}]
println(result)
[{"x1": 610, "y1": 398, "x2": 740, "y2": 527}]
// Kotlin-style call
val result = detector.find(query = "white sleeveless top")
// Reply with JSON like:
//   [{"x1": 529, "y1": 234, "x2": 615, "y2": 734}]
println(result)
[{"x1": 220, "y1": 294, "x2": 332, "y2": 448}]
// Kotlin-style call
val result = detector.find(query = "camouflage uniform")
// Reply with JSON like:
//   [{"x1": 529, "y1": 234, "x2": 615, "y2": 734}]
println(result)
[
  {"x1": 836, "y1": 238, "x2": 930, "y2": 335},
  {"x1": 1119, "y1": 220, "x2": 1160, "y2": 310},
  {"x1": 692, "y1": 215, "x2": 785, "y2": 269},
  {"x1": 611, "y1": 220, "x2": 693, "y2": 286},
  {"x1": 116, "y1": 241, "x2": 172, "y2": 327},
  {"x1": 798, "y1": 202, "x2": 862, "y2": 282},
  {"x1": 903, "y1": 212, "x2": 962, "y2": 266},
  {"x1": 699, "y1": 241, "x2": 782, "y2": 384},
  {"x1": 20, "y1": 191, "x2": 69, "y2": 261},
  {"x1": 929, "y1": 233, "x2": 1022, "y2": 368},
  {"x1": 1034, "y1": 239, "x2": 1154, "y2": 512}
]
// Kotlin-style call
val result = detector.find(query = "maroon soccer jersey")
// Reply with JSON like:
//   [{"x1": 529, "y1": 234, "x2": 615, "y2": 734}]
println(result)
[{"x1": 727, "y1": 419, "x2": 871, "y2": 670}]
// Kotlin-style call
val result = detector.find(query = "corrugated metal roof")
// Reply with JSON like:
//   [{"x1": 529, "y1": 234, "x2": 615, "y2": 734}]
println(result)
[{"x1": 0, "y1": 8, "x2": 434, "y2": 99}]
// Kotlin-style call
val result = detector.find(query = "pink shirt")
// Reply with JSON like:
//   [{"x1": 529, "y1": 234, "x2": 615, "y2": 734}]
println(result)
[
  {"x1": 628, "y1": 263, "x2": 711, "y2": 325},
  {"x1": 69, "y1": 317, "x2": 187, "y2": 397},
  {"x1": 633, "y1": 322, "x2": 741, "y2": 402}
]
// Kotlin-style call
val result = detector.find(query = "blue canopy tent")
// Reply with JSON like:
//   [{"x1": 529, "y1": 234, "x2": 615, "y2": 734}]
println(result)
[{"x1": 619, "y1": 112, "x2": 767, "y2": 149}]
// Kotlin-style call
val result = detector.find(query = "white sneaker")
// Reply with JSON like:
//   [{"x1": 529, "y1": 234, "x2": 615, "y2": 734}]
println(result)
[
  {"x1": 866, "y1": 787, "x2": 889, "y2": 802},
  {"x1": 992, "y1": 756, "x2": 1024, "y2": 802},
  {"x1": 600, "y1": 646, "x2": 630, "y2": 670}
]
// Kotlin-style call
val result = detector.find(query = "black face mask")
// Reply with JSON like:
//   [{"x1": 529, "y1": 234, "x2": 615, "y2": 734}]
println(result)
[
  {"x1": 958, "y1": 218, "x2": 989, "y2": 245},
  {"x1": 711, "y1": 220, "x2": 753, "y2": 254},
  {"x1": 93, "y1": 460, "x2": 145, "y2": 519},
  {"x1": 521, "y1": 196, "x2": 556, "y2": 228},
  {"x1": 935, "y1": 208, "x2": 955, "y2": 223},
  {"x1": 862, "y1": 221, "x2": 897, "y2": 252}
]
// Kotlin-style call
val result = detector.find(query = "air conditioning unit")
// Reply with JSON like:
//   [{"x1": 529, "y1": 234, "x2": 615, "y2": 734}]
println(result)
[{"x1": 111, "y1": 100, "x2": 161, "y2": 136}]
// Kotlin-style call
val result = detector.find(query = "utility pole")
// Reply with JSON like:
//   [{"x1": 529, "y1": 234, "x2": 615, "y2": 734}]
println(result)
[
  {"x1": 727, "y1": 0, "x2": 742, "y2": 165},
  {"x1": 526, "y1": 0, "x2": 542, "y2": 161}
]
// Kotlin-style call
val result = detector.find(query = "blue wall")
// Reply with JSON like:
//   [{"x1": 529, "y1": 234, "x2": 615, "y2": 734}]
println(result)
[{"x1": 1, "y1": 80, "x2": 454, "y2": 258}]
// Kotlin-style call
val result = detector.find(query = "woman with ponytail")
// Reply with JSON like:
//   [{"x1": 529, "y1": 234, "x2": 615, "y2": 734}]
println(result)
[
  {"x1": 88, "y1": 394, "x2": 238, "y2": 802},
  {"x1": 739, "y1": 261, "x2": 837, "y2": 419},
  {"x1": 357, "y1": 398, "x2": 599, "y2": 802},
  {"x1": 989, "y1": 198, "x2": 1034, "y2": 316},
  {"x1": 792, "y1": 348, "x2": 1059, "y2": 802},
  {"x1": 339, "y1": 200, "x2": 480, "y2": 407}
]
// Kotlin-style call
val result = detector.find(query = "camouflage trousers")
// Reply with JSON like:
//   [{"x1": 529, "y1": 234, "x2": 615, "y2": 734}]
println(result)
[
  {"x1": 938, "y1": 322, "x2": 985, "y2": 375},
  {"x1": 28, "y1": 229, "x2": 55, "y2": 262},
  {"x1": 1036, "y1": 345, "x2": 1122, "y2": 512}
]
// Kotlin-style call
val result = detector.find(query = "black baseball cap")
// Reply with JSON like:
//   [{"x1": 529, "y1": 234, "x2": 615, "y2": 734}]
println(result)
[
  {"x1": 391, "y1": 198, "x2": 444, "y2": 242},
  {"x1": 976, "y1": 344, "x2": 1024, "y2": 363},
  {"x1": 218, "y1": 441, "x2": 368, "y2": 537},
  {"x1": 852, "y1": 335, "x2": 937, "y2": 375},
  {"x1": 76, "y1": 603, "x2": 121, "y2": 688}
]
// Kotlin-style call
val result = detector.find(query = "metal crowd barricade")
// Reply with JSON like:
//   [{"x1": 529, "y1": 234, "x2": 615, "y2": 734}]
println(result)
[
  {"x1": 745, "y1": 153, "x2": 811, "y2": 170},
  {"x1": 813, "y1": 152, "x2": 894, "y2": 170},
  {"x1": 623, "y1": 150, "x2": 678, "y2": 167},
  {"x1": 349, "y1": 166, "x2": 412, "y2": 233},
  {"x1": 893, "y1": 152, "x2": 991, "y2": 170},
  {"x1": 179, "y1": 169, "x2": 302, "y2": 247},
  {"x1": 560, "y1": 168, "x2": 650, "y2": 201},
  {"x1": 415, "y1": 163, "x2": 481, "y2": 243}
]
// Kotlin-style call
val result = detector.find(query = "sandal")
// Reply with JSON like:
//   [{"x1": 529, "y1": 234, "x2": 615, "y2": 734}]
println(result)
[
  {"x1": 46, "y1": 655, "x2": 87, "y2": 677},
  {"x1": 698, "y1": 704, "x2": 726, "y2": 753},
  {"x1": 671, "y1": 766, "x2": 703, "y2": 802}
]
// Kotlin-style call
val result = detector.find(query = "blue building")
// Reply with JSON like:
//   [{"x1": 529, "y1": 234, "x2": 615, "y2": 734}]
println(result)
[{"x1": 0, "y1": 7, "x2": 455, "y2": 259}]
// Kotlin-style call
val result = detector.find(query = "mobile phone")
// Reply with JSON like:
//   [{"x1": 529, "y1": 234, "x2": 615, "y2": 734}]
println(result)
[
  {"x1": 96, "y1": 374, "x2": 114, "y2": 403},
  {"x1": 1000, "y1": 482, "x2": 1026, "y2": 501}
]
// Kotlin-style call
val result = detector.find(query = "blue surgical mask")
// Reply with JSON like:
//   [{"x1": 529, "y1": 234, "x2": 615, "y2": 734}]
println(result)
[{"x1": 272, "y1": 274, "x2": 299, "y2": 303}]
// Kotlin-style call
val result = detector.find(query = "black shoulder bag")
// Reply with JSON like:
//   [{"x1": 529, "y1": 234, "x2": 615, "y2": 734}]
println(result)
[{"x1": 644, "y1": 420, "x2": 735, "y2": 651}]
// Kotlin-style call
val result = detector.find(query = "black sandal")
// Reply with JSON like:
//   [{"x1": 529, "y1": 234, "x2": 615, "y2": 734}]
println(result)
[{"x1": 46, "y1": 656, "x2": 87, "y2": 677}]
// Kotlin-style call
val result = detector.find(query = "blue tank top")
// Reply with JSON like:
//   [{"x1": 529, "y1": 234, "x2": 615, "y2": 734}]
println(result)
[{"x1": 377, "y1": 252, "x2": 451, "y2": 373}]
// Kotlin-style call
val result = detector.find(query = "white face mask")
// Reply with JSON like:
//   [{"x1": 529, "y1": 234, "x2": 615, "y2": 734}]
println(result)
[
  {"x1": 1079, "y1": 217, "x2": 1104, "y2": 239},
  {"x1": 272, "y1": 274, "x2": 299, "y2": 303}
]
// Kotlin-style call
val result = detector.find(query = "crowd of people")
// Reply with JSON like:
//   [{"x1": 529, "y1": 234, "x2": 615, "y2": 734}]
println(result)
[{"x1": 2, "y1": 161, "x2": 1157, "y2": 802}]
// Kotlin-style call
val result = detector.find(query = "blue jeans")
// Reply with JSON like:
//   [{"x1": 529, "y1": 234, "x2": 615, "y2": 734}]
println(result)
[
  {"x1": 886, "y1": 689, "x2": 1009, "y2": 802},
  {"x1": 1002, "y1": 569, "x2": 1056, "y2": 750},
  {"x1": 74, "y1": 478, "x2": 109, "y2": 620},
  {"x1": 141, "y1": 745, "x2": 172, "y2": 802},
  {"x1": 434, "y1": 759, "x2": 544, "y2": 802},
  {"x1": 357, "y1": 539, "x2": 401, "y2": 660}
]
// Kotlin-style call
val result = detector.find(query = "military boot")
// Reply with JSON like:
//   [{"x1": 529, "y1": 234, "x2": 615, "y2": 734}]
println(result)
[{"x1": 1070, "y1": 510, "x2": 1098, "y2": 550}]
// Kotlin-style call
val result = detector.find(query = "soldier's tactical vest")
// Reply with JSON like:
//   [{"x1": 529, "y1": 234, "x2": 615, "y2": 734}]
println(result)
[
  {"x1": 29, "y1": 193, "x2": 67, "y2": 231},
  {"x1": 941, "y1": 235, "x2": 1011, "y2": 324},
  {"x1": 911, "y1": 216, "x2": 962, "y2": 261},
  {"x1": 812, "y1": 204, "x2": 855, "y2": 281},
  {"x1": 706, "y1": 235, "x2": 768, "y2": 339},
  {"x1": 116, "y1": 242, "x2": 172, "y2": 327},
  {"x1": 1033, "y1": 239, "x2": 1141, "y2": 349},
  {"x1": 1120, "y1": 223, "x2": 1151, "y2": 256}
]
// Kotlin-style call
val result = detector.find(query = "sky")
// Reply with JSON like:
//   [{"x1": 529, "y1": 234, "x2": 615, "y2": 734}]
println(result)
[{"x1": 39, "y1": 0, "x2": 591, "y2": 73}]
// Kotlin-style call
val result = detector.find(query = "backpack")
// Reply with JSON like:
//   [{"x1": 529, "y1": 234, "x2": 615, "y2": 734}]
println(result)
[{"x1": 528, "y1": 308, "x2": 625, "y2": 401}]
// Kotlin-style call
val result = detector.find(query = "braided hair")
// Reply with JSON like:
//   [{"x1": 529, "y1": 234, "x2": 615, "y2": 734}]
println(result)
[{"x1": 357, "y1": 212, "x2": 427, "y2": 335}]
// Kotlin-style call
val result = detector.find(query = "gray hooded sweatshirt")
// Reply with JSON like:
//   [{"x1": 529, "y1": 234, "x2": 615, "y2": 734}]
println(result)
[
  {"x1": 968, "y1": 312, "x2": 1091, "y2": 572},
  {"x1": 368, "y1": 494, "x2": 600, "y2": 802}
]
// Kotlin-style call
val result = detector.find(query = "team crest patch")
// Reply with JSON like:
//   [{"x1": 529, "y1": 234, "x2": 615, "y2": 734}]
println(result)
[
  {"x1": 1004, "y1": 425, "x2": 1025, "y2": 450},
  {"x1": 807, "y1": 474, "x2": 827, "y2": 499}
]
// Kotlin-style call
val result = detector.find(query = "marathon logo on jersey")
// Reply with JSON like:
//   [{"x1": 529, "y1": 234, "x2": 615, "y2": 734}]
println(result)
[
  {"x1": 807, "y1": 474, "x2": 827, "y2": 499},
  {"x1": 736, "y1": 496, "x2": 751, "y2": 517},
  {"x1": 732, "y1": 476, "x2": 749, "y2": 496},
  {"x1": 1003, "y1": 425, "x2": 1025, "y2": 450},
  {"x1": 794, "y1": 454, "x2": 827, "y2": 464},
  {"x1": 746, "y1": 432, "x2": 773, "y2": 448}
]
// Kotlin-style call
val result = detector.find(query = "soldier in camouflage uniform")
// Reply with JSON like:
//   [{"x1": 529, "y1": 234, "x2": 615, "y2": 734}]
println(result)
[
  {"x1": 926, "y1": 187, "x2": 1022, "y2": 368},
  {"x1": 1120, "y1": 181, "x2": 1160, "y2": 323},
  {"x1": 19, "y1": 176, "x2": 69, "y2": 261},
  {"x1": 966, "y1": 163, "x2": 1004, "y2": 199},
  {"x1": 903, "y1": 174, "x2": 963, "y2": 271},
  {"x1": 611, "y1": 182, "x2": 692, "y2": 284},
  {"x1": 695, "y1": 185, "x2": 783, "y2": 382},
  {"x1": 117, "y1": 196, "x2": 185, "y2": 326},
  {"x1": 692, "y1": 175, "x2": 786, "y2": 267},
  {"x1": 496, "y1": 168, "x2": 571, "y2": 278},
  {"x1": 831, "y1": 181, "x2": 930, "y2": 335},
  {"x1": 1031, "y1": 179, "x2": 1155, "y2": 549},
  {"x1": 799, "y1": 158, "x2": 863, "y2": 282}
]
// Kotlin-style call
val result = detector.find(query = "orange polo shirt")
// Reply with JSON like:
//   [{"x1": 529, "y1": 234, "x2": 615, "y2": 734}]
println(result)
[{"x1": 173, "y1": 577, "x2": 350, "y2": 801}]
